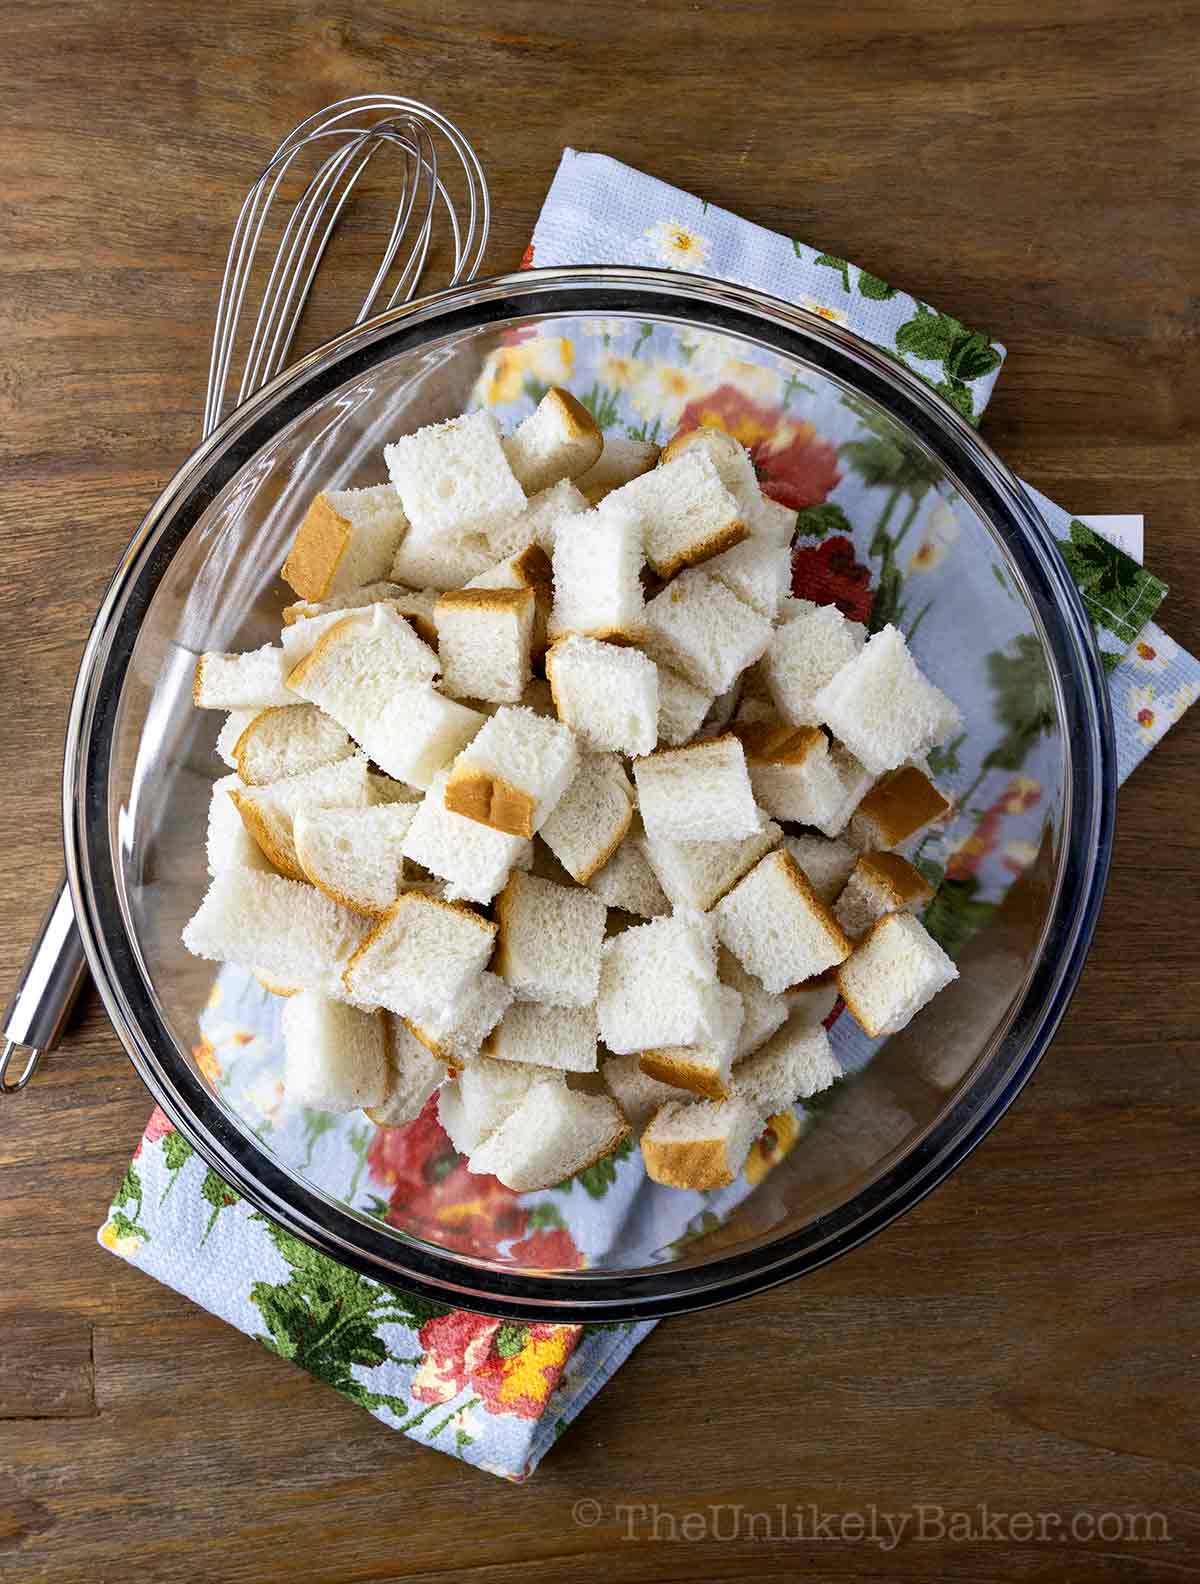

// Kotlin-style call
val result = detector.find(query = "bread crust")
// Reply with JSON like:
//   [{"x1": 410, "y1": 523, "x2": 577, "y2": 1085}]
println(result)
[
  {"x1": 435, "y1": 587, "x2": 535, "y2": 616},
  {"x1": 572, "y1": 800, "x2": 634, "y2": 884},
  {"x1": 547, "y1": 387, "x2": 604, "y2": 471},
  {"x1": 510, "y1": 1111, "x2": 631, "y2": 1192},
  {"x1": 651, "y1": 516, "x2": 749, "y2": 581},
  {"x1": 857, "y1": 849, "x2": 934, "y2": 908},
  {"x1": 284, "y1": 612, "x2": 364, "y2": 692},
  {"x1": 733, "y1": 720, "x2": 825, "y2": 767},
  {"x1": 282, "y1": 493, "x2": 352, "y2": 602},
  {"x1": 341, "y1": 891, "x2": 497, "y2": 999},
  {"x1": 639, "y1": 1049, "x2": 729, "y2": 1102},
  {"x1": 444, "y1": 766, "x2": 537, "y2": 839},
  {"x1": 641, "y1": 1128, "x2": 739, "y2": 1189},
  {"x1": 850, "y1": 765, "x2": 950, "y2": 848},
  {"x1": 776, "y1": 850, "x2": 854, "y2": 959},
  {"x1": 230, "y1": 790, "x2": 306, "y2": 880}
]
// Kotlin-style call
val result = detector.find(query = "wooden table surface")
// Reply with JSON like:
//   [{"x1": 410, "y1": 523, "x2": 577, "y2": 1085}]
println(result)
[{"x1": 2, "y1": 2, "x2": 1197, "y2": 1579}]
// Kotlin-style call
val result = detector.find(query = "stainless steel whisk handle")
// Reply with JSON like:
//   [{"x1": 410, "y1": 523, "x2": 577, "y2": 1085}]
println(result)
[{"x1": 1, "y1": 880, "x2": 87, "y2": 1092}]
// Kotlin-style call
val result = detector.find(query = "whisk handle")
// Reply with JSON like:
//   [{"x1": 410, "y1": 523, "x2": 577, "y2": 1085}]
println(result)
[{"x1": 1, "y1": 878, "x2": 88, "y2": 1093}]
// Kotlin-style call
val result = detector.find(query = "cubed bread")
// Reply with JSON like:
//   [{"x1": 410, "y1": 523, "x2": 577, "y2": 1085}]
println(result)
[
  {"x1": 181, "y1": 869, "x2": 371, "y2": 1000},
  {"x1": 467, "y1": 1083, "x2": 629, "y2": 1192},
  {"x1": 390, "y1": 525, "x2": 495, "y2": 591},
  {"x1": 837, "y1": 910, "x2": 958, "y2": 1037},
  {"x1": 848, "y1": 765, "x2": 951, "y2": 851},
  {"x1": 435, "y1": 587, "x2": 536, "y2": 704},
  {"x1": 737, "y1": 723, "x2": 874, "y2": 838},
  {"x1": 641, "y1": 1097, "x2": 763, "y2": 1189},
  {"x1": 603, "y1": 448, "x2": 748, "y2": 578},
  {"x1": 232, "y1": 703, "x2": 354, "y2": 786},
  {"x1": 384, "y1": 410, "x2": 525, "y2": 538},
  {"x1": 718, "y1": 946, "x2": 789, "y2": 1058},
  {"x1": 632, "y1": 735, "x2": 761, "y2": 845},
  {"x1": 465, "y1": 542, "x2": 555, "y2": 655},
  {"x1": 813, "y1": 624, "x2": 963, "y2": 775},
  {"x1": 656, "y1": 665, "x2": 715, "y2": 747},
  {"x1": 486, "y1": 478, "x2": 589, "y2": 559},
  {"x1": 404, "y1": 972, "x2": 514, "y2": 1069},
  {"x1": 575, "y1": 435, "x2": 660, "y2": 505},
  {"x1": 660, "y1": 426, "x2": 784, "y2": 543},
  {"x1": 639, "y1": 819, "x2": 782, "y2": 913},
  {"x1": 193, "y1": 645, "x2": 298, "y2": 710},
  {"x1": 439, "y1": 1058, "x2": 562, "y2": 1154},
  {"x1": 281, "y1": 991, "x2": 389, "y2": 1111},
  {"x1": 640, "y1": 982, "x2": 744, "y2": 1100},
  {"x1": 538, "y1": 752, "x2": 634, "y2": 883},
  {"x1": 443, "y1": 704, "x2": 580, "y2": 839},
  {"x1": 206, "y1": 773, "x2": 273, "y2": 876},
  {"x1": 730, "y1": 1019, "x2": 842, "y2": 1113},
  {"x1": 703, "y1": 537, "x2": 791, "y2": 620},
  {"x1": 597, "y1": 913, "x2": 728, "y2": 1053},
  {"x1": 402, "y1": 768, "x2": 531, "y2": 904},
  {"x1": 293, "y1": 803, "x2": 417, "y2": 915},
  {"x1": 364, "y1": 1016, "x2": 446, "y2": 1127},
  {"x1": 484, "y1": 1001, "x2": 599, "y2": 1073},
  {"x1": 761, "y1": 603, "x2": 866, "y2": 727},
  {"x1": 231, "y1": 753, "x2": 372, "y2": 880},
  {"x1": 834, "y1": 851, "x2": 935, "y2": 940},
  {"x1": 282, "y1": 484, "x2": 409, "y2": 602},
  {"x1": 548, "y1": 505, "x2": 645, "y2": 639},
  {"x1": 785, "y1": 970, "x2": 841, "y2": 1026},
  {"x1": 603, "y1": 1052, "x2": 690, "y2": 1134},
  {"x1": 281, "y1": 596, "x2": 432, "y2": 671},
  {"x1": 640, "y1": 568, "x2": 773, "y2": 694},
  {"x1": 494, "y1": 871, "x2": 607, "y2": 1007},
  {"x1": 587, "y1": 824, "x2": 672, "y2": 917},
  {"x1": 216, "y1": 709, "x2": 258, "y2": 768},
  {"x1": 501, "y1": 386, "x2": 603, "y2": 494},
  {"x1": 715, "y1": 849, "x2": 853, "y2": 992},
  {"x1": 341, "y1": 890, "x2": 497, "y2": 1023},
  {"x1": 546, "y1": 634, "x2": 659, "y2": 756},
  {"x1": 286, "y1": 603, "x2": 441, "y2": 724},
  {"x1": 783, "y1": 834, "x2": 857, "y2": 905},
  {"x1": 755, "y1": 493, "x2": 799, "y2": 547},
  {"x1": 282, "y1": 580, "x2": 406, "y2": 627}
]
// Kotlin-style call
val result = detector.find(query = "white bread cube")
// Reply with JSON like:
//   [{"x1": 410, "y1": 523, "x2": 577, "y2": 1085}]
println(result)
[
  {"x1": 640, "y1": 568, "x2": 773, "y2": 694},
  {"x1": 848, "y1": 765, "x2": 951, "y2": 852},
  {"x1": 402, "y1": 768, "x2": 530, "y2": 903},
  {"x1": 216, "y1": 709, "x2": 257, "y2": 768},
  {"x1": 587, "y1": 825, "x2": 671, "y2": 918},
  {"x1": 715, "y1": 849, "x2": 853, "y2": 992},
  {"x1": 182, "y1": 869, "x2": 371, "y2": 1000},
  {"x1": 439, "y1": 1058, "x2": 561, "y2": 1154},
  {"x1": 293, "y1": 803, "x2": 417, "y2": 915},
  {"x1": 734, "y1": 721, "x2": 840, "y2": 826},
  {"x1": 661, "y1": 426, "x2": 782, "y2": 542},
  {"x1": 548, "y1": 505, "x2": 645, "y2": 640},
  {"x1": 231, "y1": 703, "x2": 354, "y2": 787},
  {"x1": 486, "y1": 478, "x2": 589, "y2": 560},
  {"x1": 193, "y1": 645, "x2": 298, "y2": 710},
  {"x1": 384, "y1": 410, "x2": 525, "y2": 538},
  {"x1": 762, "y1": 603, "x2": 866, "y2": 727},
  {"x1": 546, "y1": 634, "x2": 659, "y2": 756},
  {"x1": 834, "y1": 851, "x2": 935, "y2": 940},
  {"x1": 467, "y1": 1083, "x2": 629, "y2": 1191},
  {"x1": 638, "y1": 819, "x2": 782, "y2": 913},
  {"x1": 602, "y1": 1053, "x2": 689, "y2": 1134},
  {"x1": 641, "y1": 1097, "x2": 763, "y2": 1189},
  {"x1": 282, "y1": 484, "x2": 408, "y2": 603},
  {"x1": 640, "y1": 982, "x2": 744, "y2": 1100},
  {"x1": 494, "y1": 871, "x2": 606, "y2": 1007},
  {"x1": 286, "y1": 604, "x2": 440, "y2": 723},
  {"x1": 704, "y1": 537, "x2": 791, "y2": 620},
  {"x1": 785, "y1": 972, "x2": 841, "y2": 1026},
  {"x1": 837, "y1": 910, "x2": 958, "y2": 1037},
  {"x1": 484, "y1": 1001, "x2": 599, "y2": 1073},
  {"x1": 632, "y1": 735, "x2": 761, "y2": 845},
  {"x1": 814, "y1": 624, "x2": 963, "y2": 776},
  {"x1": 404, "y1": 972, "x2": 514, "y2": 1069},
  {"x1": 363, "y1": 1016, "x2": 446, "y2": 1127},
  {"x1": 435, "y1": 587, "x2": 536, "y2": 704},
  {"x1": 777, "y1": 595, "x2": 817, "y2": 625},
  {"x1": 501, "y1": 387, "x2": 603, "y2": 494},
  {"x1": 575, "y1": 436, "x2": 659, "y2": 505},
  {"x1": 656, "y1": 665, "x2": 714, "y2": 747},
  {"x1": 783, "y1": 834, "x2": 857, "y2": 904},
  {"x1": 443, "y1": 704, "x2": 580, "y2": 839},
  {"x1": 206, "y1": 773, "x2": 273, "y2": 876},
  {"x1": 373, "y1": 688, "x2": 490, "y2": 793},
  {"x1": 282, "y1": 580, "x2": 406, "y2": 627},
  {"x1": 281, "y1": 991, "x2": 389, "y2": 1111},
  {"x1": 598, "y1": 913, "x2": 729, "y2": 1053},
  {"x1": 341, "y1": 891, "x2": 497, "y2": 1023},
  {"x1": 465, "y1": 542, "x2": 554, "y2": 655},
  {"x1": 730, "y1": 1019, "x2": 842, "y2": 1113},
  {"x1": 755, "y1": 493, "x2": 798, "y2": 546},
  {"x1": 603, "y1": 449, "x2": 748, "y2": 578},
  {"x1": 390, "y1": 525, "x2": 495, "y2": 591},
  {"x1": 539, "y1": 752, "x2": 634, "y2": 883},
  {"x1": 231, "y1": 753, "x2": 371, "y2": 880},
  {"x1": 281, "y1": 598, "x2": 418, "y2": 670},
  {"x1": 719, "y1": 946, "x2": 789, "y2": 1058}
]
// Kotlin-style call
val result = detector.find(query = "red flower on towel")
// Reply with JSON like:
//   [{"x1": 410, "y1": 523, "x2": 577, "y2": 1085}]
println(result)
[
  {"x1": 134, "y1": 1105, "x2": 175, "y2": 1159},
  {"x1": 674, "y1": 384, "x2": 842, "y2": 509},
  {"x1": 519, "y1": 242, "x2": 535, "y2": 270},
  {"x1": 790, "y1": 534, "x2": 875, "y2": 626},
  {"x1": 411, "y1": 1311, "x2": 580, "y2": 1418}
]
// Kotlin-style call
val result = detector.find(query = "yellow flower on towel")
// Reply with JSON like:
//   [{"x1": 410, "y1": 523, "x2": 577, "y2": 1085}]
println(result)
[
  {"x1": 908, "y1": 501, "x2": 961, "y2": 573},
  {"x1": 631, "y1": 359, "x2": 705, "y2": 426},
  {"x1": 597, "y1": 351, "x2": 646, "y2": 392},
  {"x1": 99, "y1": 1220, "x2": 142, "y2": 1257},
  {"x1": 478, "y1": 337, "x2": 574, "y2": 405},
  {"x1": 1131, "y1": 632, "x2": 1177, "y2": 673},
  {"x1": 744, "y1": 1110, "x2": 804, "y2": 1185},
  {"x1": 800, "y1": 295, "x2": 850, "y2": 326},
  {"x1": 721, "y1": 356, "x2": 785, "y2": 407},
  {"x1": 644, "y1": 218, "x2": 712, "y2": 273}
]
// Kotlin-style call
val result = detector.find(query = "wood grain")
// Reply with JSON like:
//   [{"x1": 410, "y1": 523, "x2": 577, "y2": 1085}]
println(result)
[{"x1": 0, "y1": 0, "x2": 1198, "y2": 1579}]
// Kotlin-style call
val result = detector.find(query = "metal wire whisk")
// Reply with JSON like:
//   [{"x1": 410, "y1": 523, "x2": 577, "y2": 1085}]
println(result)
[{"x1": 202, "y1": 95, "x2": 491, "y2": 439}]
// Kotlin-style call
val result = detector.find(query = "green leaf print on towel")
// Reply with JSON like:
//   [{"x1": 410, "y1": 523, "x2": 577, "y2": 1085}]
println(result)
[
  {"x1": 795, "y1": 502, "x2": 852, "y2": 540},
  {"x1": 893, "y1": 305, "x2": 1002, "y2": 421},
  {"x1": 813, "y1": 252, "x2": 851, "y2": 292},
  {"x1": 1057, "y1": 519, "x2": 1167, "y2": 646},
  {"x1": 552, "y1": 1135, "x2": 634, "y2": 1199},
  {"x1": 983, "y1": 634, "x2": 1056, "y2": 772}
]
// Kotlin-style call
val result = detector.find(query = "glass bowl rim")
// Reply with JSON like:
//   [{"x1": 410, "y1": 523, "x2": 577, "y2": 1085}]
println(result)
[{"x1": 63, "y1": 264, "x2": 1116, "y2": 1321}]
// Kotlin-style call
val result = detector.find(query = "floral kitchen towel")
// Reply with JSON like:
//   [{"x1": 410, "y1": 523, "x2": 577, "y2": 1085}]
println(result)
[{"x1": 100, "y1": 150, "x2": 1198, "y2": 1481}]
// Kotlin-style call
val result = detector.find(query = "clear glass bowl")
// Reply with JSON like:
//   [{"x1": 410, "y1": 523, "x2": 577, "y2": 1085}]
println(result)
[{"x1": 64, "y1": 267, "x2": 1114, "y2": 1320}]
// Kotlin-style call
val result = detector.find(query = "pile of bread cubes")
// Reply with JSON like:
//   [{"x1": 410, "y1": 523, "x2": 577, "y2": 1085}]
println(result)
[{"x1": 184, "y1": 386, "x2": 963, "y2": 1195}]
